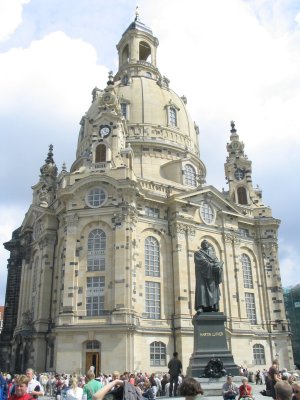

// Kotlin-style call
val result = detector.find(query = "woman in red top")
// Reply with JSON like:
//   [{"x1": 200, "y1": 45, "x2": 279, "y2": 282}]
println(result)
[
  {"x1": 10, "y1": 376, "x2": 33, "y2": 400},
  {"x1": 238, "y1": 377, "x2": 253, "y2": 400}
]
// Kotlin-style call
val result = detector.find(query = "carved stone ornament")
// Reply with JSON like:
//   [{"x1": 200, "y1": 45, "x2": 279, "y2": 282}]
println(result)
[
  {"x1": 224, "y1": 232, "x2": 240, "y2": 244},
  {"x1": 65, "y1": 214, "x2": 79, "y2": 234},
  {"x1": 22, "y1": 310, "x2": 34, "y2": 331},
  {"x1": 187, "y1": 226, "x2": 196, "y2": 240},
  {"x1": 171, "y1": 223, "x2": 187, "y2": 239},
  {"x1": 33, "y1": 222, "x2": 44, "y2": 240}
]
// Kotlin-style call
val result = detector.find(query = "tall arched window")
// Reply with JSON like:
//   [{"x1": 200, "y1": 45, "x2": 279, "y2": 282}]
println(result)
[
  {"x1": 95, "y1": 144, "x2": 106, "y2": 163},
  {"x1": 184, "y1": 164, "x2": 197, "y2": 187},
  {"x1": 253, "y1": 344, "x2": 265, "y2": 365},
  {"x1": 87, "y1": 229, "x2": 106, "y2": 271},
  {"x1": 169, "y1": 107, "x2": 177, "y2": 126},
  {"x1": 145, "y1": 236, "x2": 160, "y2": 277},
  {"x1": 237, "y1": 187, "x2": 248, "y2": 205},
  {"x1": 150, "y1": 341, "x2": 166, "y2": 366},
  {"x1": 122, "y1": 44, "x2": 129, "y2": 64},
  {"x1": 139, "y1": 41, "x2": 151, "y2": 62},
  {"x1": 31, "y1": 257, "x2": 39, "y2": 317},
  {"x1": 242, "y1": 254, "x2": 253, "y2": 288}
]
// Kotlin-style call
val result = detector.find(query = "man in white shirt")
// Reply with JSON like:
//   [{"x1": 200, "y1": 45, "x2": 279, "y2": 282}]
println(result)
[{"x1": 26, "y1": 369, "x2": 44, "y2": 399}]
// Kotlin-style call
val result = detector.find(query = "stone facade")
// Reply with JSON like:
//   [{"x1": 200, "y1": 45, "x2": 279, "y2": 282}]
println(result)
[{"x1": 0, "y1": 16, "x2": 293, "y2": 374}]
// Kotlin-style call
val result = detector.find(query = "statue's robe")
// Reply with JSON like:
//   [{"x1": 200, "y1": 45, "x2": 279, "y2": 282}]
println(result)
[{"x1": 194, "y1": 249, "x2": 223, "y2": 311}]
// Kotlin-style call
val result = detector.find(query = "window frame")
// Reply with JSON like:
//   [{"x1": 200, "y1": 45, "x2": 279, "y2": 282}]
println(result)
[
  {"x1": 184, "y1": 164, "x2": 197, "y2": 187},
  {"x1": 145, "y1": 236, "x2": 160, "y2": 277},
  {"x1": 245, "y1": 292, "x2": 257, "y2": 325},
  {"x1": 150, "y1": 341, "x2": 166, "y2": 366},
  {"x1": 145, "y1": 281, "x2": 161, "y2": 319},
  {"x1": 86, "y1": 187, "x2": 107, "y2": 208},
  {"x1": 87, "y1": 229, "x2": 106, "y2": 272},
  {"x1": 86, "y1": 276, "x2": 105, "y2": 317},
  {"x1": 253, "y1": 344, "x2": 265, "y2": 365},
  {"x1": 200, "y1": 201, "x2": 215, "y2": 224},
  {"x1": 242, "y1": 254, "x2": 253, "y2": 289}
]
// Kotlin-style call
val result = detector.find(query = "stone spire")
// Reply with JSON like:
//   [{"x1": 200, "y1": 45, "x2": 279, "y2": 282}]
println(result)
[{"x1": 40, "y1": 144, "x2": 58, "y2": 178}]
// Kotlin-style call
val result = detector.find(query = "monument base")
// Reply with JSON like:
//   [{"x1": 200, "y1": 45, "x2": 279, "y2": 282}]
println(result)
[{"x1": 188, "y1": 312, "x2": 239, "y2": 378}]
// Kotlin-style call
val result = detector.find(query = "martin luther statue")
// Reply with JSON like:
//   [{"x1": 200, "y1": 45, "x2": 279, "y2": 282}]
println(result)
[{"x1": 194, "y1": 239, "x2": 223, "y2": 313}]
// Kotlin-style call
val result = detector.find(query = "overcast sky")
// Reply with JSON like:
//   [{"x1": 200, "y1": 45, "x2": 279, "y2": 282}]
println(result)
[{"x1": 1, "y1": 0, "x2": 300, "y2": 304}]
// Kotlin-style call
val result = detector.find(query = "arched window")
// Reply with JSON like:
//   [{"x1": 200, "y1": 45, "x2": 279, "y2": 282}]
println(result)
[
  {"x1": 150, "y1": 341, "x2": 166, "y2": 366},
  {"x1": 242, "y1": 254, "x2": 253, "y2": 288},
  {"x1": 87, "y1": 229, "x2": 106, "y2": 271},
  {"x1": 86, "y1": 340, "x2": 100, "y2": 349},
  {"x1": 253, "y1": 344, "x2": 265, "y2": 365},
  {"x1": 237, "y1": 187, "x2": 248, "y2": 205},
  {"x1": 95, "y1": 144, "x2": 106, "y2": 163},
  {"x1": 145, "y1": 236, "x2": 160, "y2": 277},
  {"x1": 31, "y1": 257, "x2": 39, "y2": 317},
  {"x1": 120, "y1": 103, "x2": 128, "y2": 118},
  {"x1": 184, "y1": 164, "x2": 197, "y2": 187},
  {"x1": 122, "y1": 44, "x2": 129, "y2": 64},
  {"x1": 139, "y1": 41, "x2": 151, "y2": 62},
  {"x1": 169, "y1": 107, "x2": 177, "y2": 126}
]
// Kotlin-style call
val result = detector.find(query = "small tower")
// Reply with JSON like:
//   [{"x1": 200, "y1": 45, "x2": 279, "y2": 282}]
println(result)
[
  {"x1": 224, "y1": 121, "x2": 263, "y2": 208},
  {"x1": 115, "y1": 9, "x2": 160, "y2": 81}
]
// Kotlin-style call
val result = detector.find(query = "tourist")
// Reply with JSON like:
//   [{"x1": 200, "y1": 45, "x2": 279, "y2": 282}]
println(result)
[
  {"x1": 180, "y1": 377, "x2": 203, "y2": 399},
  {"x1": 83, "y1": 370, "x2": 103, "y2": 400},
  {"x1": 238, "y1": 378, "x2": 253, "y2": 400},
  {"x1": 275, "y1": 381, "x2": 292, "y2": 400},
  {"x1": 25, "y1": 370, "x2": 43, "y2": 399},
  {"x1": 10, "y1": 376, "x2": 33, "y2": 400},
  {"x1": 168, "y1": 352, "x2": 182, "y2": 397},
  {"x1": 66, "y1": 377, "x2": 83, "y2": 400},
  {"x1": 222, "y1": 376, "x2": 239, "y2": 400}
]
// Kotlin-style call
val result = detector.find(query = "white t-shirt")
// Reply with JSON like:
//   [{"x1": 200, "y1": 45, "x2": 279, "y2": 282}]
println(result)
[
  {"x1": 27, "y1": 379, "x2": 44, "y2": 396},
  {"x1": 66, "y1": 387, "x2": 84, "y2": 400}
]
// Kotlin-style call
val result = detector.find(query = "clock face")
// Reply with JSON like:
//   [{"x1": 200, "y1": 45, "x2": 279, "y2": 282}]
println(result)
[
  {"x1": 231, "y1": 141, "x2": 239, "y2": 150},
  {"x1": 99, "y1": 125, "x2": 111, "y2": 137},
  {"x1": 234, "y1": 168, "x2": 245, "y2": 180}
]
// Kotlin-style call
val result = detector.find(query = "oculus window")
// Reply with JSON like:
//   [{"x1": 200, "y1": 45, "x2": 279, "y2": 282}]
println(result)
[
  {"x1": 200, "y1": 202, "x2": 215, "y2": 224},
  {"x1": 86, "y1": 187, "x2": 106, "y2": 208}
]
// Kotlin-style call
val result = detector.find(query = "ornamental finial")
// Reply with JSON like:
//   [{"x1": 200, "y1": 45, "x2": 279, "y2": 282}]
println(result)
[
  {"x1": 230, "y1": 120, "x2": 237, "y2": 133},
  {"x1": 45, "y1": 144, "x2": 54, "y2": 164},
  {"x1": 135, "y1": 5, "x2": 140, "y2": 21},
  {"x1": 107, "y1": 70, "x2": 114, "y2": 86}
]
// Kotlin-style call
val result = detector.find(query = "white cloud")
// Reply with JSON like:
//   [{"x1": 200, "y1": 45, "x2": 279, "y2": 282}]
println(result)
[
  {"x1": 0, "y1": 31, "x2": 108, "y2": 121},
  {"x1": 0, "y1": 0, "x2": 30, "y2": 42}
]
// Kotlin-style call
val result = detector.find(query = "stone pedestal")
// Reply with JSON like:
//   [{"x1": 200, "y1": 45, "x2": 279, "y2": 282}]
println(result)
[{"x1": 188, "y1": 312, "x2": 239, "y2": 377}]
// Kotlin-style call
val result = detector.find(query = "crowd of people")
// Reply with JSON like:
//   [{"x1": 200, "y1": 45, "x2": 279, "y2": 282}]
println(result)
[
  {"x1": 0, "y1": 367, "x2": 183, "y2": 400},
  {"x1": 1, "y1": 358, "x2": 300, "y2": 400}
]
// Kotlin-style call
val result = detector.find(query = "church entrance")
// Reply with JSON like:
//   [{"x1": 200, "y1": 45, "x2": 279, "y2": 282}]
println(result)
[{"x1": 85, "y1": 352, "x2": 100, "y2": 376}]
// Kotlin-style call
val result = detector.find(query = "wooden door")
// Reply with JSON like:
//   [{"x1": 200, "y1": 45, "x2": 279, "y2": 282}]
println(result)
[{"x1": 85, "y1": 352, "x2": 100, "y2": 376}]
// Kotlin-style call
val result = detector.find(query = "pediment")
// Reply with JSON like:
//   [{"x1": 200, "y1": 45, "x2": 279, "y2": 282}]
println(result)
[{"x1": 172, "y1": 185, "x2": 243, "y2": 216}]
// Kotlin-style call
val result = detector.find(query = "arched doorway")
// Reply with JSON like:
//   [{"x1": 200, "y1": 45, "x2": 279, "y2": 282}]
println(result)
[{"x1": 84, "y1": 340, "x2": 101, "y2": 376}]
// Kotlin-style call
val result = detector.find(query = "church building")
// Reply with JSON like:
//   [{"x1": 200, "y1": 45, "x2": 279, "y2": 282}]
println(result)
[{"x1": 0, "y1": 14, "x2": 293, "y2": 374}]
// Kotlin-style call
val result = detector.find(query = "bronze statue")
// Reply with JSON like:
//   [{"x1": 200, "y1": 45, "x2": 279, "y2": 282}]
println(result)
[{"x1": 194, "y1": 239, "x2": 223, "y2": 313}]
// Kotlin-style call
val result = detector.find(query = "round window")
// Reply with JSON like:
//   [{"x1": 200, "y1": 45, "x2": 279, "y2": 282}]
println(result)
[
  {"x1": 199, "y1": 202, "x2": 215, "y2": 224},
  {"x1": 86, "y1": 187, "x2": 106, "y2": 208}
]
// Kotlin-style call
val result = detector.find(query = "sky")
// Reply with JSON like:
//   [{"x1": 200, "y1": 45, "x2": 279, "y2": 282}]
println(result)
[{"x1": 0, "y1": 0, "x2": 300, "y2": 305}]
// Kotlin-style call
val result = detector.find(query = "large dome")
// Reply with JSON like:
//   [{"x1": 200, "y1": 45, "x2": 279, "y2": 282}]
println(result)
[{"x1": 73, "y1": 17, "x2": 206, "y2": 187}]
